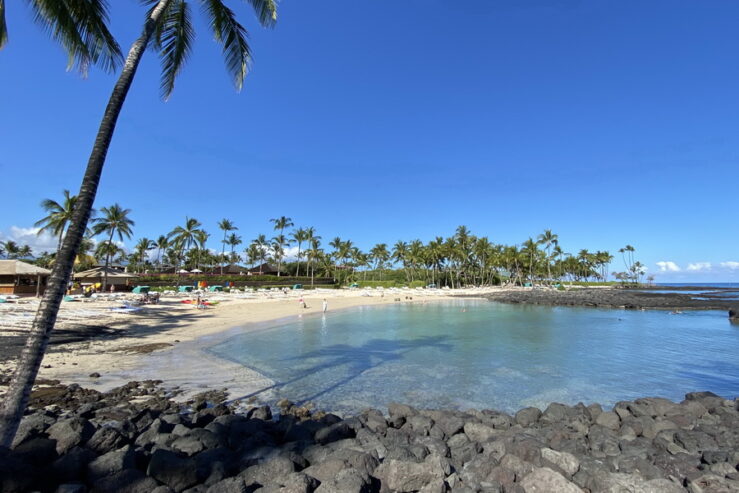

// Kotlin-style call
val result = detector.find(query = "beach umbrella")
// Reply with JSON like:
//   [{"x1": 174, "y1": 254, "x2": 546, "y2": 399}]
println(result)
[
  {"x1": 178, "y1": 269, "x2": 189, "y2": 274},
  {"x1": 191, "y1": 269, "x2": 203, "y2": 273}
]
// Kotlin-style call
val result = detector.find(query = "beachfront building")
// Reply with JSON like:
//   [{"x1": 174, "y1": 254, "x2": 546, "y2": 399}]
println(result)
[
  {"x1": 0, "y1": 260, "x2": 51, "y2": 296},
  {"x1": 208, "y1": 264, "x2": 250, "y2": 275},
  {"x1": 74, "y1": 266, "x2": 139, "y2": 289},
  {"x1": 247, "y1": 263, "x2": 279, "y2": 275}
]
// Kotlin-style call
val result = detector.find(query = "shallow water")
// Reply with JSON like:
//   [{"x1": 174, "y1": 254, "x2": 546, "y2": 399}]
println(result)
[{"x1": 208, "y1": 300, "x2": 739, "y2": 415}]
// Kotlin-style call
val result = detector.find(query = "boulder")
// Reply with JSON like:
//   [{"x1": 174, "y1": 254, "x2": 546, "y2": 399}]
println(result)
[
  {"x1": 541, "y1": 447, "x2": 580, "y2": 478},
  {"x1": 240, "y1": 456, "x2": 297, "y2": 487},
  {"x1": 314, "y1": 467, "x2": 371, "y2": 493},
  {"x1": 12, "y1": 412, "x2": 57, "y2": 448},
  {"x1": 515, "y1": 407, "x2": 542, "y2": 427},
  {"x1": 315, "y1": 421, "x2": 353, "y2": 445},
  {"x1": 205, "y1": 477, "x2": 248, "y2": 493},
  {"x1": 372, "y1": 454, "x2": 449, "y2": 492},
  {"x1": 87, "y1": 426, "x2": 128, "y2": 454},
  {"x1": 87, "y1": 445, "x2": 136, "y2": 482},
  {"x1": 519, "y1": 467, "x2": 583, "y2": 493},
  {"x1": 463, "y1": 422, "x2": 499, "y2": 443},
  {"x1": 147, "y1": 449, "x2": 199, "y2": 492},
  {"x1": 729, "y1": 307, "x2": 738, "y2": 320},
  {"x1": 595, "y1": 411, "x2": 620, "y2": 430},
  {"x1": 46, "y1": 418, "x2": 95, "y2": 455}
]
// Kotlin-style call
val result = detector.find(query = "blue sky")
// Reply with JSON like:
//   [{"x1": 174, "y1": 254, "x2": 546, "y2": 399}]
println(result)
[{"x1": 0, "y1": 0, "x2": 737, "y2": 281}]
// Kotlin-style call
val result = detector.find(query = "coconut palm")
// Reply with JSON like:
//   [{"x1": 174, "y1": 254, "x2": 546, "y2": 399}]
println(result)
[
  {"x1": 0, "y1": 0, "x2": 278, "y2": 447},
  {"x1": 369, "y1": 243, "x2": 389, "y2": 280},
  {"x1": 252, "y1": 234, "x2": 270, "y2": 273},
  {"x1": 290, "y1": 227, "x2": 309, "y2": 277},
  {"x1": 34, "y1": 190, "x2": 93, "y2": 253},
  {"x1": 217, "y1": 219, "x2": 237, "y2": 274},
  {"x1": 305, "y1": 230, "x2": 322, "y2": 286},
  {"x1": 168, "y1": 217, "x2": 204, "y2": 270},
  {"x1": 90, "y1": 204, "x2": 134, "y2": 290},
  {"x1": 225, "y1": 233, "x2": 242, "y2": 264},
  {"x1": 537, "y1": 229, "x2": 558, "y2": 283},
  {"x1": 1, "y1": 241, "x2": 20, "y2": 259},
  {"x1": 154, "y1": 235, "x2": 169, "y2": 271},
  {"x1": 133, "y1": 237, "x2": 154, "y2": 273},
  {"x1": 269, "y1": 216, "x2": 293, "y2": 276}
]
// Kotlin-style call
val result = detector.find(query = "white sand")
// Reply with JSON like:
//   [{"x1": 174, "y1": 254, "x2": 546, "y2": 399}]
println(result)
[{"x1": 0, "y1": 287, "x2": 510, "y2": 402}]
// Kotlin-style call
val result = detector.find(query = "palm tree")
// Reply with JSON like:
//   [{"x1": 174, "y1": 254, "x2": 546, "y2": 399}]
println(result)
[
  {"x1": 537, "y1": 229, "x2": 558, "y2": 283},
  {"x1": 253, "y1": 234, "x2": 270, "y2": 273},
  {"x1": 90, "y1": 204, "x2": 134, "y2": 290},
  {"x1": 0, "y1": 0, "x2": 278, "y2": 447},
  {"x1": 168, "y1": 217, "x2": 204, "y2": 270},
  {"x1": 269, "y1": 216, "x2": 293, "y2": 276},
  {"x1": 225, "y1": 233, "x2": 242, "y2": 265},
  {"x1": 34, "y1": 190, "x2": 92, "y2": 253},
  {"x1": 217, "y1": 219, "x2": 237, "y2": 274},
  {"x1": 133, "y1": 237, "x2": 154, "y2": 273},
  {"x1": 1, "y1": 241, "x2": 20, "y2": 259},
  {"x1": 154, "y1": 235, "x2": 169, "y2": 271},
  {"x1": 370, "y1": 243, "x2": 389, "y2": 280},
  {"x1": 290, "y1": 227, "x2": 309, "y2": 277}
]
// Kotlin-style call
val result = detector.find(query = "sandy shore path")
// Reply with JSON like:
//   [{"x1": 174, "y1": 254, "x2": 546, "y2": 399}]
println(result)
[{"x1": 0, "y1": 287, "x2": 504, "y2": 403}]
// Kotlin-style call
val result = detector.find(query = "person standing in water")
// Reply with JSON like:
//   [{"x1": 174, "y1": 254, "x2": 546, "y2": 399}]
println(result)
[{"x1": 322, "y1": 298, "x2": 328, "y2": 313}]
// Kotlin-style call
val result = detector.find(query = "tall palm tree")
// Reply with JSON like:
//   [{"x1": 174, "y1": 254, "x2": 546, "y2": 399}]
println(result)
[
  {"x1": 217, "y1": 219, "x2": 237, "y2": 274},
  {"x1": 269, "y1": 216, "x2": 293, "y2": 276},
  {"x1": 225, "y1": 232, "x2": 242, "y2": 265},
  {"x1": 154, "y1": 235, "x2": 169, "y2": 271},
  {"x1": 290, "y1": 227, "x2": 309, "y2": 277},
  {"x1": 168, "y1": 217, "x2": 204, "y2": 270},
  {"x1": 133, "y1": 237, "x2": 154, "y2": 273},
  {"x1": 0, "y1": 0, "x2": 278, "y2": 447},
  {"x1": 537, "y1": 229, "x2": 558, "y2": 283},
  {"x1": 253, "y1": 234, "x2": 269, "y2": 273},
  {"x1": 91, "y1": 204, "x2": 134, "y2": 290},
  {"x1": 34, "y1": 190, "x2": 93, "y2": 253}
]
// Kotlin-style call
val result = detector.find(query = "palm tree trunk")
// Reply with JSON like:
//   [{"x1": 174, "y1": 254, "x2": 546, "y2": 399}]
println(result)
[
  {"x1": 0, "y1": 0, "x2": 172, "y2": 448},
  {"x1": 102, "y1": 231, "x2": 114, "y2": 292}
]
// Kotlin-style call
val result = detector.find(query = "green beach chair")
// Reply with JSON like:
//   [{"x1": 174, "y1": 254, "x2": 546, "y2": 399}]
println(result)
[
  {"x1": 132, "y1": 286, "x2": 150, "y2": 294},
  {"x1": 178, "y1": 286, "x2": 193, "y2": 293},
  {"x1": 209, "y1": 285, "x2": 223, "y2": 292},
  {"x1": 293, "y1": 284, "x2": 303, "y2": 290}
]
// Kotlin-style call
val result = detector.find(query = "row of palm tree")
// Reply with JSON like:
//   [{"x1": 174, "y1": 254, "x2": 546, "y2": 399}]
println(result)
[{"x1": 26, "y1": 197, "x2": 645, "y2": 288}]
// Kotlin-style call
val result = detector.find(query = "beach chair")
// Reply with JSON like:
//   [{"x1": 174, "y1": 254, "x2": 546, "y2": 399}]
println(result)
[
  {"x1": 209, "y1": 286, "x2": 223, "y2": 292},
  {"x1": 132, "y1": 286, "x2": 150, "y2": 294},
  {"x1": 178, "y1": 286, "x2": 193, "y2": 293}
]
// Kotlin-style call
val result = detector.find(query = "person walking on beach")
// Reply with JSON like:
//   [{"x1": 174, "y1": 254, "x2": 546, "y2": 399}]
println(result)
[
  {"x1": 299, "y1": 296, "x2": 308, "y2": 309},
  {"x1": 322, "y1": 299, "x2": 328, "y2": 313}
]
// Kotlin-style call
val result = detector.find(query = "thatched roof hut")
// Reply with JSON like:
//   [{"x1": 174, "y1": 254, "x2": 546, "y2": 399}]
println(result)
[{"x1": 0, "y1": 260, "x2": 51, "y2": 296}]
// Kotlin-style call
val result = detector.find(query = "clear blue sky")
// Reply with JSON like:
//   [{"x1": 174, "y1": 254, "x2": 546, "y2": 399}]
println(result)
[{"x1": 1, "y1": 0, "x2": 737, "y2": 281}]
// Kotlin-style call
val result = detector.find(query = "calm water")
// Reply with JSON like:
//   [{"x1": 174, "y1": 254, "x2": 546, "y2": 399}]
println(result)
[{"x1": 208, "y1": 300, "x2": 739, "y2": 415}]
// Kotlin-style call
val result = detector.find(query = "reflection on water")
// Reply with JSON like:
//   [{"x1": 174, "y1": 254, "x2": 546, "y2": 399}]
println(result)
[{"x1": 208, "y1": 300, "x2": 739, "y2": 414}]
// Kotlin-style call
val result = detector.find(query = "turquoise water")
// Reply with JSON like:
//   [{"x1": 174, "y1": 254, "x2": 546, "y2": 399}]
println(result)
[{"x1": 208, "y1": 300, "x2": 739, "y2": 415}]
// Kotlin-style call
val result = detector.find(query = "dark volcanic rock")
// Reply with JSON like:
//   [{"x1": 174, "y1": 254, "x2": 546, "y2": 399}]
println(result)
[{"x1": 0, "y1": 380, "x2": 736, "y2": 493}]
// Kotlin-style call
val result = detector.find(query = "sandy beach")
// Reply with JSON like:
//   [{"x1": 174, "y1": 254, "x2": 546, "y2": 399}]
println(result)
[{"x1": 0, "y1": 287, "x2": 506, "y2": 403}]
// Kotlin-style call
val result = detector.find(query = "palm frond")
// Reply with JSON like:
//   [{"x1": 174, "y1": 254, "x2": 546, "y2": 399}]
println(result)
[
  {"x1": 245, "y1": 0, "x2": 277, "y2": 28},
  {"x1": 158, "y1": 0, "x2": 195, "y2": 99},
  {"x1": 202, "y1": 0, "x2": 251, "y2": 91},
  {"x1": 0, "y1": 0, "x2": 8, "y2": 49},
  {"x1": 28, "y1": 0, "x2": 122, "y2": 73}
]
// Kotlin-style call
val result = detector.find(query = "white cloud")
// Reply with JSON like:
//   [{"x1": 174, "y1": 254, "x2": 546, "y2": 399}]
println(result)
[
  {"x1": 656, "y1": 261, "x2": 680, "y2": 272},
  {"x1": 720, "y1": 261, "x2": 739, "y2": 270},
  {"x1": 0, "y1": 226, "x2": 58, "y2": 254},
  {"x1": 687, "y1": 262, "x2": 712, "y2": 271}
]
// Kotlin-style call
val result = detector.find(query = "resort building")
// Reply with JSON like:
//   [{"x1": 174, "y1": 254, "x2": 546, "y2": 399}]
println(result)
[{"x1": 0, "y1": 260, "x2": 51, "y2": 296}]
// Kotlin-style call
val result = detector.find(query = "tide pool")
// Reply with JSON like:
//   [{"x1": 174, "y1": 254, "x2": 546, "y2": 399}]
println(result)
[{"x1": 207, "y1": 300, "x2": 739, "y2": 415}]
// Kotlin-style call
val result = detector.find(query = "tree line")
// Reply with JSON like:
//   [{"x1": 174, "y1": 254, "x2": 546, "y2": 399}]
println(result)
[{"x1": 8, "y1": 191, "x2": 649, "y2": 289}]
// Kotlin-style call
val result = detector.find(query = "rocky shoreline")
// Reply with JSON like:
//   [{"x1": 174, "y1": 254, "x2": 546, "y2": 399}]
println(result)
[
  {"x1": 483, "y1": 288, "x2": 739, "y2": 312},
  {"x1": 1, "y1": 381, "x2": 737, "y2": 492}
]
